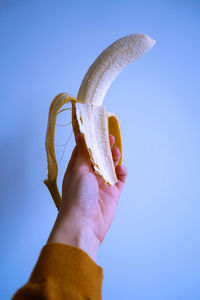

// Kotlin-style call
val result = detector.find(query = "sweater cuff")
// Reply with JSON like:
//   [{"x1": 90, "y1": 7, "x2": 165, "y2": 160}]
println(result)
[{"x1": 29, "y1": 243, "x2": 103, "y2": 297}]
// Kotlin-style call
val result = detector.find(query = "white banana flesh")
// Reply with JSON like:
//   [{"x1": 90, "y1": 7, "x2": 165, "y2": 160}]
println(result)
[
  {"x1": 77, "y1": 34, "x2": 156, "y2": 105},
  {"x1": 75, "y1": 34, "x2": 156, "y2": 185},
  {"x1": 75, "y1": 103, "x2": 117, "y2": 185}
]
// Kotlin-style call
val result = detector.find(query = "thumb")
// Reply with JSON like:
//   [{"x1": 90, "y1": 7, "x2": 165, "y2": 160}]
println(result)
[{"x1": 74, "y1": 133, "x2": 92, "y2": 169}]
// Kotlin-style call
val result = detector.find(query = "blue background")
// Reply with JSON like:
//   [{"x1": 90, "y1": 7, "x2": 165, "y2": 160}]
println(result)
[{"x1": 0, "y1": 0, "x2": 200, "y2": 299}]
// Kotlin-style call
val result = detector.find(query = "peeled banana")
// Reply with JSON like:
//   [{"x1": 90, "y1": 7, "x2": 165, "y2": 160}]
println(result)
[{"x1": 44, "y1": 34, "x2": 156, "y2": 208}]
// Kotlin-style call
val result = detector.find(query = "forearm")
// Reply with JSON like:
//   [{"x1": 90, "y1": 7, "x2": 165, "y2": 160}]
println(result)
[{"x1": 47, "y1": 213, "x2": 100, "y2": 262}]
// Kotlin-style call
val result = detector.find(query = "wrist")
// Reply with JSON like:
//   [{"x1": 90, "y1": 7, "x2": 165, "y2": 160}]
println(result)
[{"x1": 47, "y1": 215, "x2": 100, "y2": 262}]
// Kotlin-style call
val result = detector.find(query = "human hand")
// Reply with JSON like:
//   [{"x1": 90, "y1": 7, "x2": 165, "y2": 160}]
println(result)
[{"x1": 48, "y1": 133, "x2": 128, "y2": 261}]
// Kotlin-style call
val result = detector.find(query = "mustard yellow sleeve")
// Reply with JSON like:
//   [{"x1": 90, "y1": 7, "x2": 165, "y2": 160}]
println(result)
[{"x1": 12, "y1": 243, "x2": 103, "y2": 300}]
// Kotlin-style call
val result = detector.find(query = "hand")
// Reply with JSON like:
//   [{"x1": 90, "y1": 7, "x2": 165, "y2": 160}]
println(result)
[{"x1": 48, "y1": 133, "x2": 128, "y2": 261}]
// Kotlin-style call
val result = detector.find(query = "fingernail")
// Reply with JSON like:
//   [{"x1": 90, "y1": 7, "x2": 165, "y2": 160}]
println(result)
[{"x1": 109, "y1": 134, "x2": 115, "y2": 142}]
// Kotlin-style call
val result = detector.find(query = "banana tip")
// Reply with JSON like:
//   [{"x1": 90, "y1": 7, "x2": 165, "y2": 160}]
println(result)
[
  {"x1": 144, "y1": 34, "x2": 156, "y2": 48},
  {"x1": 133, "y1": 33, "x2": 156, "y2": 49}
]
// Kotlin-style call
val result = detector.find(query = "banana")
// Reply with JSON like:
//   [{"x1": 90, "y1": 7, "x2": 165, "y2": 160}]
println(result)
[
  {"x1": 77, "y1": 34, "x2": 156, "y2": 105},
  {"x1": 44, "y1": 34, "x2": 156, "y2": 208}
]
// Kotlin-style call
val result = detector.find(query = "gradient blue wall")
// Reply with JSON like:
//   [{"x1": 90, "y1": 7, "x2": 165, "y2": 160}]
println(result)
[{"x1": 0, "y1": 0, "x2": 200, "y2": 299}]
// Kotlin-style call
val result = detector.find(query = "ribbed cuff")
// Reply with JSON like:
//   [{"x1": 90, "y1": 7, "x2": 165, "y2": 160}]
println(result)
[{"x1": 30, "y1": 243, "x2": 103, "y2": 298}]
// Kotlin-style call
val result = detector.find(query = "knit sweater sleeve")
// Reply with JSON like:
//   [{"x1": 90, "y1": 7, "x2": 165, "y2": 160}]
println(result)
[{"x1": 12, "y1": 243, "x2": 103, "y2": 300}]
